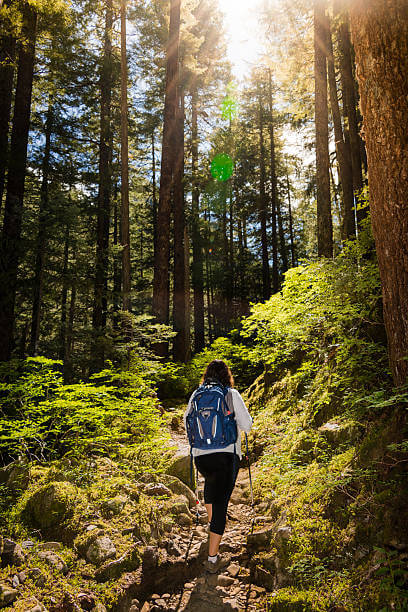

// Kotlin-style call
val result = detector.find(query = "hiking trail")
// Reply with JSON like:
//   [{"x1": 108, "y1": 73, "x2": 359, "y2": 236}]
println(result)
[{"x1": 135, "y1": 404, "x2": 269, "y2": 612}]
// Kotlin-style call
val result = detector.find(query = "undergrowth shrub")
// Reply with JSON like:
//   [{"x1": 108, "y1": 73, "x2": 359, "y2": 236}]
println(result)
[{"x1": 0, "y1": 356, "x2": 170, "y2": 466}]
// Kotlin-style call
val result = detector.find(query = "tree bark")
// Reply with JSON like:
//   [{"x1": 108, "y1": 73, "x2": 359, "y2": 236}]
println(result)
[
  {"x1": 336, "y1": 3, "x2": 365, "y2": 224},
  {"x1": 0, "y1": 2, "x2": 37, "y2": 361},
  {"x1": 173, "y1": 82, "x2": 190, "y2": 362},
  {"x1": 277, "y1": 199, "x2": 288, "y2": 273},
  {"x1": 204, "y1": 205, "x2": 213, "y2": 343},
  {"x1": 153, "y1": 0, "x2": 180, "y2": 356},
  {"x1": 268, "y1": 71, "x2": 279, "y2": 292},
  {"x1": 0, "y1": 0, "x2": 16, "y2": 210},
  {"x1": 64, "y1": 282, "x2": 76, "y2": 383},
  {"x1": 228, "y1": 184, "x2": 234, "y2": 303},
  {"x1": 258, "y1": 89, "x2": 271, "y2": 300},
  {"x1": 91, "y1": 0, "x2": 113, "y2": 372},
  {"x1": 29, "y1": 103, "x2": 53, "y2": 356},
  {"x1": 113, "y1": 186, "x2": 121, "y2": 317},
  {"x1": 191, "y1": 86, "x2": 205, "y2": 353},
  {"x1": 286, "y1": 173, "x2": 296, "y2": 267},
  {"x1": 314, "y1": 0, "x2": 333, "y2": 258},
  {"x1": 349, "y1": 0, "x2": 408, "y2": 386},
  {"x1": 59, "y1": 228, "x2": 70, "y2": 361},
  {"x1": 152, "y1": 129, "x2": 157, "y2": 252},
  {"x1": 326, "y1": 14, "x2": 355, "y2": 240},
  {"x1": 120, "y1": 0, "x2": 131, "y2": 319}
]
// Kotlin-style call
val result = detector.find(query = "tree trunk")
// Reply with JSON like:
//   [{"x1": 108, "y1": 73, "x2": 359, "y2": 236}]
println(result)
[
  {"x1": 204, "y1": 204, "x2": 214, "y2": 342},
  {"x1": 326, "y1": 14, "x2": 355, "y2": 240},
  {"x1": 277, "y1": 199, "x2": 288, "y2": 273},
  {"x1": 29, "y1": 103, "x2": 53, "y2": 356},
  {"x1": 91, "y1": 0, "x2": 113, "y2": 372},
  {"x1": 120, "y1": 0, "x2": 131, "y2": 319},
  {"x1": 258, "y1": 90, "x2": 271, "y2": 300},
  {"x1": 0, "y1": 0, "x2": 16, "y2": 209},
  {"x1": 314, "y1": 0, "x2": 333, "y2": 258},
  {"x1": 349, "y1": 0, "x2": 408, "y2": 386},
  {"x1": 286, "y1": 173, "x2": 296, "y2": 267},
  {"x1": 0, "y1": 2, "x2": 37, "y2": 361},
  {"x1": 113, "y1": 186, "x2": 121, "y2": 317},
  {"x1": 64, "y1": 282, "x2": 76, "y2": 383},
  {"x1": 222, "y1": 185, "x2": 229, "y2": 330},
  {"x1": 191, "y1": 86, "x2": 205, "y2": 353},
  {"x1": 153, "y1": 0, "x2": 180, "y2": 356},
  {"x1": 152, "y1": 129, "x2": 157, "y2": 252},
  {"x1": 268, "y1": 71, "x2": 279, "y2": 292},
  {"x1": 59, "y1": 228, "x2": 70, "y2": 361},
  {"x1": 173, "y1": 82, "x2": 190, "y2": 362},
  {"x1": 228, "y1": 184, "x2": 234, "y2": 303},
  {"x1": 336, "y1": 3, "x2": 364, "y2": 224}
]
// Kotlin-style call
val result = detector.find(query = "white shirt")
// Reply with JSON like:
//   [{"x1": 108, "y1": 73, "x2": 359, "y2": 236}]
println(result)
[{"x1": 183, "y1": 387, "x2": 252, "y2": 459}]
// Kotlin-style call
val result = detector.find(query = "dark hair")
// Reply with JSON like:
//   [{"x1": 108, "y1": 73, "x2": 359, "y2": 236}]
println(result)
[{"x1": 201, "y1": 360, "x2": 234, "y2": 388}]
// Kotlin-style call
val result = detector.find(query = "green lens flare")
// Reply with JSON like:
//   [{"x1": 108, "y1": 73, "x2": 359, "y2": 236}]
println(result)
[{"x1": 210, "y1": 153, "x2": 234, "y2": 182}]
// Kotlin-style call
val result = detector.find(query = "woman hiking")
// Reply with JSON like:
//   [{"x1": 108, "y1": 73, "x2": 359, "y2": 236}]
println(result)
[{"x1": 184, "y1": 359, "x2": 252, "y2": 573}]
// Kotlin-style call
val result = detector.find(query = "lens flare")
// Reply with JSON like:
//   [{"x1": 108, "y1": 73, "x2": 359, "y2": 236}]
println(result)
[{"x1": 210, "y1": 153, "x2": 234, "y2": 182}]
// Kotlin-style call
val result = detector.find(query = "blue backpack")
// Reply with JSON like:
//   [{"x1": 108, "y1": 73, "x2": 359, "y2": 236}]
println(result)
[{"x1": 186, "y1": 382, "x2": 238, "y2": 451}]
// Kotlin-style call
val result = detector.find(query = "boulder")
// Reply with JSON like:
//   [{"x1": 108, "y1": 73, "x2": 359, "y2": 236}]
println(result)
[
  {"x1": 217, "y1": 574, "x2": 235, "y2": 587},
  {"x1": 86, "y1": 536, "x2": 116, "y2": 566},
  {"x1": 22, "y1": 481, "x2": 81, "y2": 530},
  {"x1": 19, "y1": 597, "x2": 47, "y2": 612},
  {"x1": 160, "y1": 475, "x2": 196, "y2": 508},
  {"x1": 144, "y1": 483, "x2": 172, "y2": 498},
  {"x1": 177, "y1": 513, "x2": 192, "y2": 527},
  {"x1": 95, "y1": 546, "x2": 141, "y2": 582},
  {"x1": 250, "y1": 550, "x2": 292, "y2": 590},
  {"x1": 246, "y1": 527, "x2": 274, "y2": 552},
  {"x1": 76, "y1": 592, "x2": 96, "y2": 610},
  {"x1": 165, "y1": 456, "x2": 195, "y2": 488},
  {"x1": 167, "y1": 495, "x2": 190, "y2": 516},
  {"x1": 318, "y1": 421, "x2": 361, "y2": 446},
  {"x1": 38, "y1": 551, "x2": 68, "y2": 575},
  {"x1": 28, "y1": 568, "x2": 46, "y2": 587},
  {"x1": 1, "y1": 538, "x2": 25, "y2": 567},
  {"x1": 0, "y1": 583, "x2": 18, "y2": 608},
  {"x1": 275, "y1": 526, "x2": 292, "y2": 545},
  {"x1": 102, "y1": 495, "x2": 128, "y2": 516}
]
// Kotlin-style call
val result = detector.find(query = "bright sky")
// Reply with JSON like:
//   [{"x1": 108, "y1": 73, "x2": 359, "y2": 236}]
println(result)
[{"x1": 217, "y1": 0, "x2": 265, "y2": 80}]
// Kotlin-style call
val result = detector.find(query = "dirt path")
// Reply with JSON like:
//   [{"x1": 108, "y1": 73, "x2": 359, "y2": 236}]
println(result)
[{"x1": 138, "y1": 416, "x2": 268, "y2": 611}]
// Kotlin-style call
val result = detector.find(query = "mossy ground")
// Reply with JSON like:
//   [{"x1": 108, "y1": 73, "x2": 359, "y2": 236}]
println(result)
[
  {"x1": 246, "y1": 361, "x2": 408, "y2": 611},
  {"x1": 0, "y1": 446, "x2": 184, "y2": 610}
]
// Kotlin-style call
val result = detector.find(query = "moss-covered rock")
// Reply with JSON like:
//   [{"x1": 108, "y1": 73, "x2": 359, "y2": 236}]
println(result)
[
  {"x1": 21, "y1": 480, "x2": 84, "y2": 537},
  {"x1": 0, "y1": 584, "x2": 18, "y2": 608},
  {"x1": 165, "y1": 455, "x2": 195, "y2": 488},
  {"x1": 101, "y1": 494, "x2": 128, "y2": 516},
  {"x1": 160, "y1": 474, "x2": 196, "y2": 508},
  {"x1": 318, "y1": 421, "x2": 362, "y2": 447},
  {"x1": 95, "y1": 545, "x2": 141, "y2": 582}
]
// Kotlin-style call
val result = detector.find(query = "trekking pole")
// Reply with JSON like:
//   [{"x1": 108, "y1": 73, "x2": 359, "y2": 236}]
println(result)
[
  {"x1": 195, "y1": 461, "x2": 200, "y2": 527},
  {"x1": 245, "y1": 433, "x2": 254, "y2": 507},
  {"x1": 190, "y1": 450, "x2": 200, "y2": 527}
]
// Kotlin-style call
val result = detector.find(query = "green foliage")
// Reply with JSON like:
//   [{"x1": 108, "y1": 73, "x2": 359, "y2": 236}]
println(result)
[
  {"x1": 242, "y1": 229, "x2": 408, "y2": 610},
  {"x1": 373, "y1": 547, "x2": 408, "y2": 611},
  {"x1": 0, "y1": 357, "x2": 170, "y2": 464}
]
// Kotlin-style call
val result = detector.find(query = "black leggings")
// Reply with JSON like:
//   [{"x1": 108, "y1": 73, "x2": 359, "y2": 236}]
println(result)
[{"x1": 194, "y1": 452, "x2": 240, "y2": 536}]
